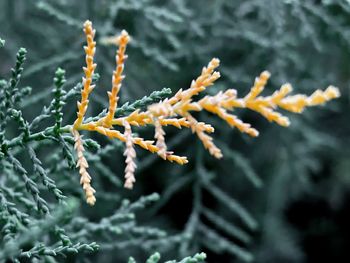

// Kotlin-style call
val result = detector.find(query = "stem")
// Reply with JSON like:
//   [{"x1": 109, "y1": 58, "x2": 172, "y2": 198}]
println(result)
[{"x1": 5, "y1": 125, "x2": 72, "y2": 149}]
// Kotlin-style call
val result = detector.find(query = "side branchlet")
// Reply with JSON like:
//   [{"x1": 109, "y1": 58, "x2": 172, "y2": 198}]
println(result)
[{"x1": 52, "y1": 68, "x2": 67, "y2": 134}]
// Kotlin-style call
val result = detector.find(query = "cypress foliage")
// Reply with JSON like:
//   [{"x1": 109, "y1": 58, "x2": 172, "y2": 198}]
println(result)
[{"x1": 1, "y1": 1, "x2": 349, "y2": 262}]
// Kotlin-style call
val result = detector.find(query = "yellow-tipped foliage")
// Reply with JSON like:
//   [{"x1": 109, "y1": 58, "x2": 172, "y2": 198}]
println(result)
[
  {"x1": 71, "y1": 20, "x2": 340, "y2": 205},
  {"x1": 103, "y1": 30, "x2": 130, "y2": 127},
  {"x1": 74, "y1": 20, "x2": 96, "y2": 128}
]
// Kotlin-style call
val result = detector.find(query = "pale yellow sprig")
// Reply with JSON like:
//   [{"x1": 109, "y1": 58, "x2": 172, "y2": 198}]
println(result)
[
  {"x1": 72, "y1": 129, "x2": 96, "y2": 206},
  {"x1": 71, "y1": 20, "x2": 340, "y2": 205},
  {"x1": 123, "y1": 120, "x2": 137, "y2": 189}
]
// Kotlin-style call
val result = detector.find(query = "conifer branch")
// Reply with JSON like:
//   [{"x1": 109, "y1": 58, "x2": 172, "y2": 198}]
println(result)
[{"x1": 70, "y1": 20, "x2": 340, "y2": 205}]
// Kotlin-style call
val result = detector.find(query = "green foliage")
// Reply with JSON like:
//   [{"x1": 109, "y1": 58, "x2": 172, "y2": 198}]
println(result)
[
  {"x1": 0, "y1": 199, "x2": 98, "y2": 261},
  {"x1": 52, "y1": 68, "x2": 66, "y2": 133},
  {"x1": 128, "y1": 252, "x2": 206, "y2": 263},
  {"x1": 0, "y1": 0, "x2": 349, "y2": 262}
]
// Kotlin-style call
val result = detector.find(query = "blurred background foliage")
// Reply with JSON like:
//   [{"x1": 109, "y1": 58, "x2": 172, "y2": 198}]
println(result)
[{"x1": 0, "y1": 0, "x2": 349, "y2": 262}]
